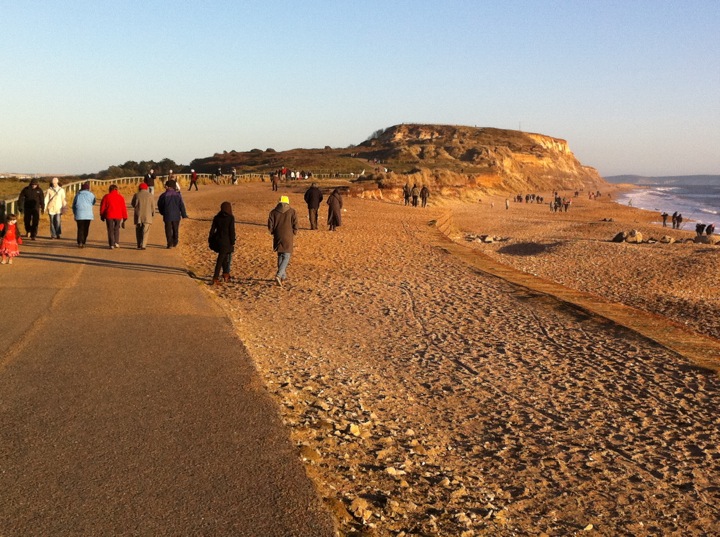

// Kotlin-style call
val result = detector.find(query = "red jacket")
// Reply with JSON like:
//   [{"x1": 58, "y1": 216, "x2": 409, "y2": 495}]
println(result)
[{"x1": 100, "y1": 190, "x2": 128, "y2": 220}]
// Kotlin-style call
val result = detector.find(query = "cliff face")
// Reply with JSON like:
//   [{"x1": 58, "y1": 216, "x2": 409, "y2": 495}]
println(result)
[{"x1": 360, "y1": 124, "x2": 606, "y2": 194}]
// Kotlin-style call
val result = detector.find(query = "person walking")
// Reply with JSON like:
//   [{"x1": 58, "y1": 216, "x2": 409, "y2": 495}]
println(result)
[
  {"x1": 99, "y1": 184, "x2": 128, "y2": 249},
  {"x1": 420, "y1": 185, "x2": 430, "y2": 208},
  {"x1": 157, "y1": 180, "x2": 188, "y2": 248},
  {"x1": 17, "y1": 178, "x2": 45, "y2": 240},
  {"x1": 267, "y1": 195, "x2": 297, "y2": 287},
  {"x1": 403, "y1": 182, "x2": 411, "y2": 206},
  {"x1": 188, "y1": 169, "x2": 199, "y2": 191},
  {"x1": 144, "y1": 168, "x2": 156, "y2": 195},
  {"x1": 271, "y1": 172, "x2": 279, "y2": 191},
  {"x1": 231, "y1": 167, "x2": 238, "y2": 185},
  {"x1": 411, "y1": 185, "x2": 420, "y2": 207},
  {"x1": 661, "y1": 212, "x2": 669, "y2": 227},
  {"x1": 303, "y1": 182, "x2": 323, "y2": 230},
  {"x1": 131, "y1": 182, "x2": 154, "y2": 249},
  {"x1": 44, "y1": 177, "x2": 67, "y2": 239},
  {"x1": 0, "y1": 214, "x2": 22, "y2": 265},
  {"x1": 72, "y1": 181, "x2": 95, "y2": 248},
  {"x1": 208, "y1": 201, "x2": 236, "y2": 285},
  {"x1": 327, "y1": 188, "x2": 343, "y2": 231}
]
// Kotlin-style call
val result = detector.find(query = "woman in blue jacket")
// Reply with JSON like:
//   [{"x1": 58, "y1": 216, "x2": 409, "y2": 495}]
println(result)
[{"x1": 72, "y1": 182, "x2": 96, "y2": 248}]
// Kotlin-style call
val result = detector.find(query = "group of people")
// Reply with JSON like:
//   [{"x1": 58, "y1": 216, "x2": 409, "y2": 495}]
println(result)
[
  {"x1": 402, "y1": 183, "x2": 430, "y2": 207},
  {"x1": 8, "y1": 177, "x2": 189, "y2": 258},
  {"x1": 7, "y1": 175, "x2": 345, "y2": 290},
  {"x1": 206, "y1": 184, "x2": 344, "y2": 288}
]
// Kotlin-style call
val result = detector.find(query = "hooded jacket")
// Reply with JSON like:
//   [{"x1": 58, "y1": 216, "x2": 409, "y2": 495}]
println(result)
[
  {"x1": 208, "y1": 207, "x2": 236, "y2": 252},
  {"x1": 267, "y1": 203, "x2": 297, "y2": 253}
]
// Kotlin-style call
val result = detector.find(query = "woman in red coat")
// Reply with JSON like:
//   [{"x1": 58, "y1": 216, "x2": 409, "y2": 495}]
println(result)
[{"x1": 100, "y1": 185, "x2": 128, "y2": 249}]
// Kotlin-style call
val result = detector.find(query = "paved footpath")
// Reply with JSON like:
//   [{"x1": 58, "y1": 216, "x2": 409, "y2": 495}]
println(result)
[{"x1": 0, "y1": 211, "x2": 334, "y2": 536}]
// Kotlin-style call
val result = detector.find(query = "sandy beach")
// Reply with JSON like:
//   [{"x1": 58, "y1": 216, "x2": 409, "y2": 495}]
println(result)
[{"x1": 179, "y1": 182, "x2": 719, "y2": 536}]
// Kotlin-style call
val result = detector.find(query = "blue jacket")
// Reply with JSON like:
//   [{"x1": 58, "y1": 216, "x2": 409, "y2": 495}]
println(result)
[
  {"x1": 72, "y1": 190, "x2": 96, "y2": 220},
  {"x1": 157, "y1": 189, "x2": 187, "y2": 222}
]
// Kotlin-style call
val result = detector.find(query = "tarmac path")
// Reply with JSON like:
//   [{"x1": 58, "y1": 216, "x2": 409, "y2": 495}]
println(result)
[{"x1": 0, "y1": 203, "x2": 334, "y2": 536}]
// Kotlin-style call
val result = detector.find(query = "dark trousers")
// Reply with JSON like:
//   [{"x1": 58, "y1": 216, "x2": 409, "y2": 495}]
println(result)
[
  {"x1": 23, "y1": 209, "x2": 40, "y2": 238},
  {"x1": 76, "y1": 220, "x2": 91, "y2": 245},
  {"x1": 106, "y1": 219, "x2": 122, "y2": 246},
  {"x1": 164, "y1": 220, "x2": 180, "y2": 247},
  {"x1": 213, "y1": 249, "x2": 232, "y2": 279},
  {"x1": 421, "y1": 196, "x2": 428, "y2": 208},
  {"x1": 188, "y1": 181, "x2": 198, "y2": 191},
  {"x1": 308, "y1": 208, "x2": 319, "y2": 229}
]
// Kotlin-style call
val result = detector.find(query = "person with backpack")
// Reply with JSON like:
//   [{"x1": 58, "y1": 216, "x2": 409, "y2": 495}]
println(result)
[{"x1": 208, "y1": 201, "x2": 236, "y2": 285}]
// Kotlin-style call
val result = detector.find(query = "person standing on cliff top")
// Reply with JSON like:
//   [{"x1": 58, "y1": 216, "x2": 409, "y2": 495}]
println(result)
[
  {"x1": 661, "y1": 212, "x2": 669, "y2": 227},
  {"x1": 268, "y1": 195, "x2": 297, "y2": 287}
]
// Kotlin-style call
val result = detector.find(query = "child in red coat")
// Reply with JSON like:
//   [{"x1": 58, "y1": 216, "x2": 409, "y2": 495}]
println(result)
[{"x1": 0, "y1": 214, "x2": 23, "y2": 265}]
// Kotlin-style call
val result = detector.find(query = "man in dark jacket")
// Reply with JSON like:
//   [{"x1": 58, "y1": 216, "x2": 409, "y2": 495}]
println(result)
[
  {"x1": 303, "y1": 182, "x2": 323, "y2": 230},
  {"x1": 267, "y1": 195, "x2": 297, "y2": 287},
  {"x1": 17, "y1": 179, "x2": 45, "y2": 239},
  {"x1": 157, "y1": 180, "x2": 188, "y2": 248},
  {"x1": 143, "y1": 168, "x2": 156, "y2": 194}
]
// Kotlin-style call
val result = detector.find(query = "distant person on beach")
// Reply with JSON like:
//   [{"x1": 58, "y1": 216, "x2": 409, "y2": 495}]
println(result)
[
  {"x1": 189, "y1": 169, "x2": 199, "y2": 191},
  {"x1": 0, "y1": 214, "x2": 22, "y2": 265},
  {"x1": 661, "y1": 212, "x2": 668, "y2": 227},
  {"x1": 100, "y1": 184, "x2": 128, "y2": 249},
  {"x1": 72, "y1": 181, "x2": 95, "y2": 248},
  {"x1": 131, "y1": 182, "x2": 154, "y2": 250},
  {"x1": 231, "y1": 167, "x2": 237, "y2": 185},
  {"x1": 671, "y1": 212, "x2": 678, "y2": 229},
  {"x1": 271, "y1": 172, "x2": 279, "y2": 191},
  {"x1": 215, "y1": 167, "x2": 222, "y2": 184},
  {"x1": 403, "y1": 183, "x2": 411, "y2": 206},
  {"x1": 420, "y1": 185, "x2": 430, "y2": 208},
  {"x1": 411, "y1": 185, "x2": 420, "y2": 207},
  {"x1": 44, "y1": 177, "x2": 67, "y2": 239},
  {"x1": 144, "y1": 169, "x2": 156, "y2": 194},
  {"x1": 303, "y1": 182, "x2": 323, "y2": 230},
  {"x1": 327, "y1": 188, "x2": 343, "y2": 231},
  {"x1": 676, "y1": 214, "x2": 683, "y2": 229},
  {"x1": 17, "y1": 179, "x2": 45, "y2": 240},
  {"x1": 208, "y1": 201, "x2": 236, "y2": 285},
  {"x1": 157, "y1": 180, "x2": 187, "y2": 249},
  {"x1": 267, "y1": 195, "x2": 297, "y2": 287},
  {"x1": 505, "y1": 198, "x2": 510, "y2": 210}
]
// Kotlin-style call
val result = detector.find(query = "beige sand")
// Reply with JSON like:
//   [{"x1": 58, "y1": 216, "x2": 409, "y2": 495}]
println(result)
[{"x1": 180, "y1": 182, "x2": 720, "y2": 536}]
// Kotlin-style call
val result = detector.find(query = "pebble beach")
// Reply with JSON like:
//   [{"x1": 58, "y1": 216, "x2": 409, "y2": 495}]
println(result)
[{"x1": 180, "y1": 181, "x2": 720, "y2": 536}]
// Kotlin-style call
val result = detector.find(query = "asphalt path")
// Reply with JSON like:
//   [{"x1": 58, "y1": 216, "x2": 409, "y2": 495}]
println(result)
[{"x1": 0, "y1": 205, "x2": 334, "y2": 536}]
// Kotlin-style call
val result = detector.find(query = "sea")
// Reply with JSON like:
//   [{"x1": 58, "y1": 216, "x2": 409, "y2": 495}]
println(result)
[{"x1": 615, "y1": 184, "x2": 720, "y2": 226}]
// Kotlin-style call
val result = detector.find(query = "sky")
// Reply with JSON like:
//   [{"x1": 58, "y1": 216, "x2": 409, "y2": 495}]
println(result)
[{"x1": 1, "y1": 0, "x2": 719, "y2": 177}]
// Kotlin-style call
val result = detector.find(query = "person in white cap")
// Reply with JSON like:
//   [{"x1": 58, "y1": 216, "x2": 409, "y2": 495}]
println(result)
[{"x1": 267, "y1": 195, "x2": 297, "y2": 287}]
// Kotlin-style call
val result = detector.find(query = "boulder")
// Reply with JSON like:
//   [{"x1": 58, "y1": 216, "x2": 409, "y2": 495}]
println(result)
[
  {"x1": 695, "y1": 235, "x2": 720, "y2": 245},
  {"x1": 611, "y1": 231, "x2": 627, "y2": 243},
  {"x1": 626, "y1": 230, "x2": 643, "y2": 243}
]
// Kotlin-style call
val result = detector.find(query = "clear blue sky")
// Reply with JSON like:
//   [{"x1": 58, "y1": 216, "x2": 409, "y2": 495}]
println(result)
[{"x1": 1, "y1": 0, "x2": 718, "y2": 177}]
